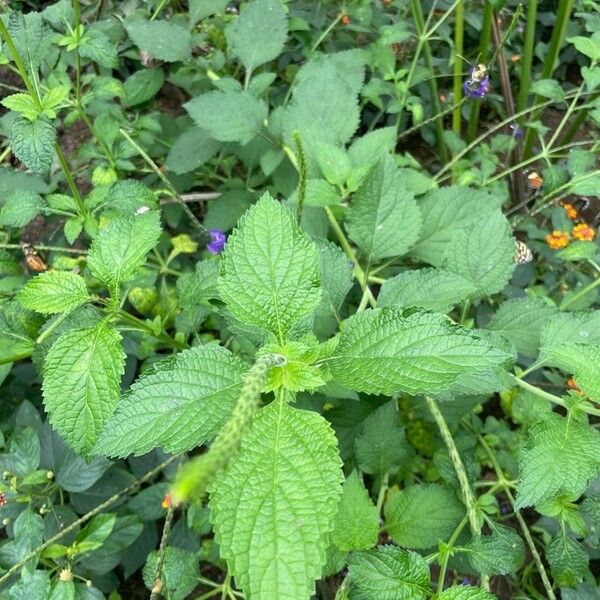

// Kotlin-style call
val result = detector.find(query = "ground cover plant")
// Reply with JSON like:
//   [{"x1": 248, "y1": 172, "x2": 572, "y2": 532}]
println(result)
[{"x1": 1, "y1": 0, "x2": 600, "y2": 598}]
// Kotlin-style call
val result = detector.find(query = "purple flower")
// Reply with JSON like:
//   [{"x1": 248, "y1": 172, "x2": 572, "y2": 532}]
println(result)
[
  {"x1": 207, "y1": 229, "x2": 226, "y2": 254},
  {"x1": 501, "y1": 504, "x2": 511, "y2": 514},
  {"x1": 461, "y1": 577, "x2": 471, "y2": 586},
  {"x1": 463, "y1": 75, "x2": 490, "y2": 99},
  {"x1": 510, "y1": 123, "x2": 523, "y2": 139}
]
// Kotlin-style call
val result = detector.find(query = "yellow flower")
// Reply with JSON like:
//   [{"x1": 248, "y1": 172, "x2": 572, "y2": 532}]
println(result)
[
  {"x1": 572, "y1": 222, "x2": 596, "y2": 241},
  {"x1": 561, "y1": 202, "x2": 578, "y2": 220},
  {"x1": 545, "y1": 230, "x2": 570, "y2": 249}
]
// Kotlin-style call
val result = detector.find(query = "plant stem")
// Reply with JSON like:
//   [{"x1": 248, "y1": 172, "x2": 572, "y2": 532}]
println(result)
[
  {"x1": 425, "y1": 396, "x2": 480, "y2": 536},
  {"x1": 437, "y1": 517, "x2": 468, "y2": 593},
  {"x1": 452, "y1": 1, "x2": 464, "y2": 137},
  {"x1": 0, "y1": 242, "x2": 86, "y2": 254},
  {"x1": 114, "y1": 309, "x2": 187, "y2": 350},
  {"x1": 516, "y1": 0, "x2": 538, "y2": 118},
  {"x1": 150, "y1": 502, "x2": 177, "y2": 600},
  {"x1": 560, "y1": 275, "x2": 600, "y2": 310},
  {"x1": 72, "y1": 0, "x2": 82, "y2": 107},
  {"x1": 0, "y1": 455, "x2": 180, "y2": 585},
  {"x1": 310, "y1": 13, "x2": 343, "y2": 54},
  {"x1": 376, "y1": 472, "x2": 389, "y2": 515}
]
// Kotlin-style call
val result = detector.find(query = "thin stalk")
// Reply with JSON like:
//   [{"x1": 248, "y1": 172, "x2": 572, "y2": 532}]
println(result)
[
  {"x1": 516, "y1": 0, "x2": 538, "y2": 117},
  {"x1": 559, "y1": 91, "x2": 600, "y2": 146},
  {"x1": 55, "y1": 146, "x2": 85, "y2": 214},
  {"x1": 437, "y1": 517, "x2": 468, "y2": 593},
  {"x1": 560, "y1": 275, "x2": 600, "y2": 310},
  {"x1": 72, "y1": 0, "x2": 82, "y2": 107},
  {"x1": 522, "y1": 0, "x2": 575, "y2": 158},
  {"x1": 546, "y1": 78, "x2": 588, "y2": 151},
  {"x1": 376, "y1": 473, "x2": 389, "y2": 515},
  {"x1": 0, "y1": 146, "x2": 11, "y2": 163},
  {"x1": 452, "y1": 1, "x2": 465, "y2": 137},
  {"x1": 0, "y1": 243, "x2": 86, "y2": 255},
  {"x1": 310, "y1": 13, "x2": 343, "y2": 54},
  {"x1": 150, "y1": 502, "x2": 177, "y2": 600},
  {"x1": 150, "y1": 0, "x2": 170, "y2": 21},
  {"x1": 114, "y1": 309, "x2": 187, "y2": 350}
]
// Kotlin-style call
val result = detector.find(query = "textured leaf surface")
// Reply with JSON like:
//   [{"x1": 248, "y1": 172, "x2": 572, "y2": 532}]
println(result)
[
  {"x1": 541, "y1": 343, "x2": 600, "y2": 399},
  {"x1": 219, "y1": 193, "x2": 321, "y2": 340},
  {"x1": 124, "y1": 68, "x2": 165, "y2": 106},
  {"x1": 19, "y1": 271, "x2": 90, "y2": 314},
  {"x1": 410, "y1": 187, "x2": 500, "y2": 267},
  {"x1": 345, "y1": 155, "x2": 422, "y2": 260},
  {"x1": 42, "y1": 324, "x2": 125, "y2": 456},
  {"x1": 185, "y1": 91, "x2": 267, "y2": 144},
  {"x1": 166, "y1": 127, "x2": 220, "y2": 174},
  {"x1": 94, "y1": 345, "x2": 246, "y2": 457},
  {"x1": 6, "y1": 11, "x2": 52, "y2": 74},
  {"x1": 125, "y1": 19, "x2": 191, "y2": 62},
  {"x1": 10, "y1": 116, "x2": 56, "y2": 174},
  {"x1": 190, "y1": 0, "x2": 228, "y2": 25},
  {"x1": 87, "y1": 212, "x2": 161, "y2": 289},
  {"x1": 331, "y1": 471, "x2": 379, "y2": 551},
  {"x1": 547, "y1": 533, "x2": 588, "y2": 587},
  {"x1": 435, "y1": 587, "x2": 496, "y2": 600},
  {"x1": 443, "y1": 211, "x2": 515, "y2": 298},
  {"x1": 516, "y1": 413, "x2": 600, "y2": 507},
  {"x1": 461, "y1": 525, "x2": 525, "y2": 575},
  {"x1": 541, "y1": 311, "x2": 600, "y2": 346},
  {"x1": 79, "y1": 28, "x2": 117, "y2": 68},
  {"x1": 329, "y1": 308, "x2": 510, "y2": 395},
  {"x1": 225, "y1": 0, "x2": 287, "y2": 72},
  {"x1": 378, "y1": 268, "x2": 475, "y2": 312},
  {"x1": 0, "y1": 189, "x2": 45, "y2": 227},
  {"x1": 487, "y1": 297, "x2": 558, "y2": 357},
  {"x1": 384, "y1": 484, "x2": 464, "y2": 548},
  {"x1": 347, "y1": 545, "x2": 430, "y2": 600},
  {"x1": 210, "y1": 401, "x2": 343, "y2": 600}
]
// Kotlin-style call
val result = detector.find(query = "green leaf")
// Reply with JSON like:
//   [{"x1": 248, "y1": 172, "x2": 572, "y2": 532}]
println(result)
[
  {"x1": 9, "y1": 116, "x2": 56, "y2": 174},
  {"x1": 219, "y1": 193, "x2": 321, "y2": 340},
  {"x1": 1, "y1": 93, "x2": 39, "y2": 120},
  {"x1": 124, "y1": 68, "x2": 165, "y2": 106},
  {"x1": 300, "y1": 179, "x2": 341, "y2": 207},
  {"x1": 125, "y1": 19, "x2": 191, "y2": 62},
  {"x1": 225, "y1": 0, "x2": 287, "y2": 72},
  {"x1": 348, "y1": 127, "x2": 397, "y2": 169},
  {"x1": 100, "y1": 179, "x2": 158, "y2": 215},
  {"x1": 190, "y1": 0, "x2": 228, "y2": 25},
  {"x1": 541, "y1": 312, "x2": 600, "y2": 346},
  {"x1": 330, "y1": 308, "x2": 510, "y2": 396},
  {"x1": 0, "y1": 189, "x2": 45, "y2": 227},
  {"x1": 345, "y1": 155, "x2": 422, "y2": 260},
  {"x1": 378, "y1": 268, "x2": 475, "y2": 313},
  {"x1": 143, "y1": 547, "x2": 199, "y2": 600},
  {"x1": 486, "y1": 297, "x2": 558, "y2": 357},
  {"x1": 516, "y1": 413, "x2": 600, "y2": 507},
  {"x1": 460, "y1": 525, "x2": 525, "y2": 575},
  {"x1": 79, "y1": 28, "x2": 117, "y2": 68},
  {"x1": 546, "y1": 532, "x2": 589, "y2": 587},
  {"x1": 530, "y1": 79, "x2": 565, "y2": 101},
  {"x1": 355, "y1": 400, "x2": 409, "y2": 475},
  {"x1": 185, "y1": 90, "x2": 267, "y2": 144},
  {"x1": 568, "y1": 35, "x2": 600, "y2": 61},
  {"x1": 557, "y1": 240, "x2": 598, "y2": 261},
  {"x1": 87, "y1": 211, "x2": 162, "y2": 290},
  {"x1": 94, "y1": 345, "x2": 246, "y2": 457},
  {"x1": 5, "y1": 11, "x2": 52, "y2": 75},
  {"x1": 384, "y1": 483, "x2": 464, "y2": 549},
  {"x1": 315, "y1": 142, "x2": 351, "y2": 186},
  {"x1": 166, "y1": 127, "x2": 221, "y2": 174},
  {"x1": 42, "y1": 324, "x2": 125, "y2": 456},
  {"x1": 74, "y1": 513, "x2": 116, "y2": 553},
  {"x1": 348, "y1": 545, "x2": 430, "y2": 600},
  {"x1": 210, "y1": 401, "x2": 343, "y2": 600},
  {"x1": 410, "y1": 186, "x2": 500, "y2": 267},
  {"x1": 443, "y1": 211, "x2": 515, "y2": 298},
  {"x1": 332, "y1": 471, "x2": 379, "y2": 551},
  {"x1": 434, "y1": 587, "x2": 496, "y2": 600},
  {"x1": 18, "y1": 271, "x2": 90, "y2": 314}
]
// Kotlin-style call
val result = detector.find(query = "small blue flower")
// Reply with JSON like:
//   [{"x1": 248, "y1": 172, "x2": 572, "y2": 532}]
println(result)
[
  {"x1": 207, "y1": 229, "x2": 226, "y2": 254},
  {"x1": 501, "y1": 504, "x2": 511, "y2": 514},
  {"x1": 461, "y1": 577, "x2": 471, "y2": 586},
  {"x1": 463, "y1": 75, "x2": 490, "y2": 99},
  {"x1": 510, "y1": 123, "x2": 523, "y2": 138}
]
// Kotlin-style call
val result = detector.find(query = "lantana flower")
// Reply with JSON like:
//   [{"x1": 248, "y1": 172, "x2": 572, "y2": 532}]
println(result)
[
  {"x1": 545, "y1": 230, "x2": 570, "y2": 249},
  {"x1": 561, "y1": 201, "x2": 578, "y2": 220},
  {"x1": 572, "y1": 222, "x2": 596, "y2": 241}
]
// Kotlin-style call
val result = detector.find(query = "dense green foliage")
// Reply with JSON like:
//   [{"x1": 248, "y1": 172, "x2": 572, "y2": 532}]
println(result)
[{"x1": 1, "y1": 0, "x2": 600, "y2": 599}]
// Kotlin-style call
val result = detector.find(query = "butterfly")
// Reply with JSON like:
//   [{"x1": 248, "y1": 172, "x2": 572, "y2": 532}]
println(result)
[
  {"x1": 514, "y1": 240, "x2": 533, "y2": 264},
  {"x1": 21, "y1": 243, "x2": 48, "y2": 272}
]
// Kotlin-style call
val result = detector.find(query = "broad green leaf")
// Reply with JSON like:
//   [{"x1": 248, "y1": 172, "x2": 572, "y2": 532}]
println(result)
[
  {"x1": 100, "y1": 179, "x2": 158, "y2": 215},
  {"x1": 219, "y1": 193, "x2": 321, "y2": 340},
  {"x1": 1, "y1": 93, "x2": 39, "y2": 120},
  {"x1": 299, "y1": 179, "x2": 341, "y2": 207},
  {"x1": 332, "y1": 471, "x2": 379, "y2": 551},
  {"x1": 460, "y1": 525, "x2": 525, "y2": 575},
  {"x1": 18, "y1": 271, "x2": 90, "y2": 314},
  {"x1": 443, "y1": 211, "x2": 515, "y2": 298},
  {"x1": 87, "y1": 211, "x2": 162, "y2": 289},
  {"x1": 42, "y1": 324, "x2": 125, "y2": 456},
  {"x1": 225, "y1": 0, "x2": 287, "y2": 72},
  {"x1": 6, "y1": 570, "x2": 50, "y2": 600},
  {"x1": 315, "y1": 142, "x2": 351, "y2": 186},
  {"x1": 210, "y1": 401, "x2": 343, "y2": 600},
  {"x1": 530, "y1": 79, "x2": 565, "y2": 101},
  {"x1": 348, "y1": 127, "x2": 397, "y2": 168},
  {"x1": 9, "y1": 116, "x2": 56, "y2": 174},
  {"x1": 378, "y1": 268, "x2": 475, "y2": 313},
  {"x1": 124, "y1": 68, "x2": 165, "y2": 106},
  {"x1": 0, "y1": 189, "x2": 45, "y2": 227},
  {"x1": 410, "y1": 187, "x2": 500, "y2": 267},
  {"x1": 355, "y1": 400, "x2": 409, "y2": 475},
  {"x1": 79, "y1": 28, "x2": 117, "y2": 68},
  {"x1": 185, "y1": 90, "x2": 267, "y2": 145},
  {"x1": 516, "y1": 413, "x2": 600, "y2": 507},
  {"x1": 348, "y1": 545, "x2": 430, "y2": 600},
  {"x1": 547, "y1": 532, "x2": 589, "y2": 587},
  {"x1": 486, "y1": 297, "x2": 558, "y2": 357},
  {"x1": 541, "y1": 343, "x2": 600, "y2": 399},
  {"x1": 541, "y1": 312, "x2": 600, "y2": 346},
  {"x1": 435, "y1": 587, "x2": 496, "y2": 600},
  {"x1": 190, "y1": 0, "x2": 228, "y2": 25},
  {"x1": 557, "y1": 240, "x2": 597, "y2": 261},
  {"x1": 5, "y1": 11, "x2": 52, "y2": 75},
  {"x1": 125, "y1": 19, "x2": 191, "y2": 62},
  {"x1": 94, "y1": 345, "x2": 246, "y2": 457},
  {"x1": 5, "y1": 427, "x2": 40, "y2": 476},
  {"x1": 166, "y1": 127, "x2": 221, "y2": 174},
  {"x1": 345, "y1": 155, "x2": 422, "y2": 260},
  {"x1": 74, "y1": 514, "x2": 116, "y2": 553},
  {"x1": 329, "y1": 308, "x2": 511, "y2": 396},
  {"x1": 143, "y1": 547, "x2": 199, "y2": 600},
  {"x1": 384, "y1": 484, "x2": 464, "y2": 549},
  {"x1": 0, "y1": 508, "x2": 44, "y2": 569},
  {"x1": 568, "y1": 35, "x2": 600, "y2": 61}
]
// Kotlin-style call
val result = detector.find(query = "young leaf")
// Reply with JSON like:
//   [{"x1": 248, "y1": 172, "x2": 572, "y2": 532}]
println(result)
[
  {"x1": 79, "y1": 28, "x2": 118, "y2": 68},
  {"x1": 124, "y1": 68, "x2": 165, "y2": 107},
  {"x1": 1, "y1": 93, "x2": 39, "y2": 120},
  {"x1": 516, "y1": 413, "x2": 600, "y2": 508},
  {"x1": 125, "y1": 19, "x2": 191, "y2": 62},
  {"x1": 546, "y1": 531, "x2": 589, "y2": 587},
  {"x1": 378, "y1": 268, "x2": 475, "y2": 313},
  {"x1": 87, "y1": 211, "x2": 162, "y2": 290},
  {"x1": 384, "y1": 483, "x2": 464, "y2": 549},
  {"x1": 443, "y1": 211, "x2": 515, "y2": 298},
  {"x1": 210, "y1": 401, "x2": 343, "y2": 600},
  {"x1": 165, "y1": 127, "x2": 220, "y2": 175},
  {"x1": 185, "y1": 90, "x2": 267, "y2": 145},
  {"x1": 345, "y1": 155, "x2": 422, "y2": 260},
  {"x1": 219, "y1": 193, "x2": 321, "y2": 340},
  {"x1": 225, "y1": 0, "x2": 287, "y2": 73},
  {"x1": 9, "y1": 116, "x2": 56, "y2": 174},
  {"x1": 0, "y1": 189, "x2": 45, "y2": 227},
  {"x1": 347, "y1": 545, "x2": 430, "y2": 600},
  {"x1": 329, "y1": 308, "x2": 510, "y2": 396},
  {"x1": 332, "y1": 471, "x2": 379, "y2": 551},
  {"x1": 18, "y1": 271, "x2": 90, "y2": 314},
  {"x1": 460, "y1": 525, "x2": 525, "y2": 575},
  {"x1": 42, "y1": 324, "x2": 125, "y2": 456},
  {"x1": 315, "y1": 142, "x2": 351, "y2": 186},
  {"x1": 6, "y1": 11, "x2": 52, "y2": 76},
  {"x1": 93, "y1": 345, "x2": 247, "y2": 457},
  {"x1": 434, "y1": 587, "x2": 496, "y2": 600}
]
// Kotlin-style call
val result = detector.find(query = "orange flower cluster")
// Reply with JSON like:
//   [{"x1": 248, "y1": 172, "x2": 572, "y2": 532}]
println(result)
[
  {"x1": 572, "y1": 222, "x2": 596, "y2": 241},
  {"x1": 560, "y1": 201, "x2": 579, "y2": 220},
  {"x1": 545, "y1": 230, "x2": 569, "y2": 249}
]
